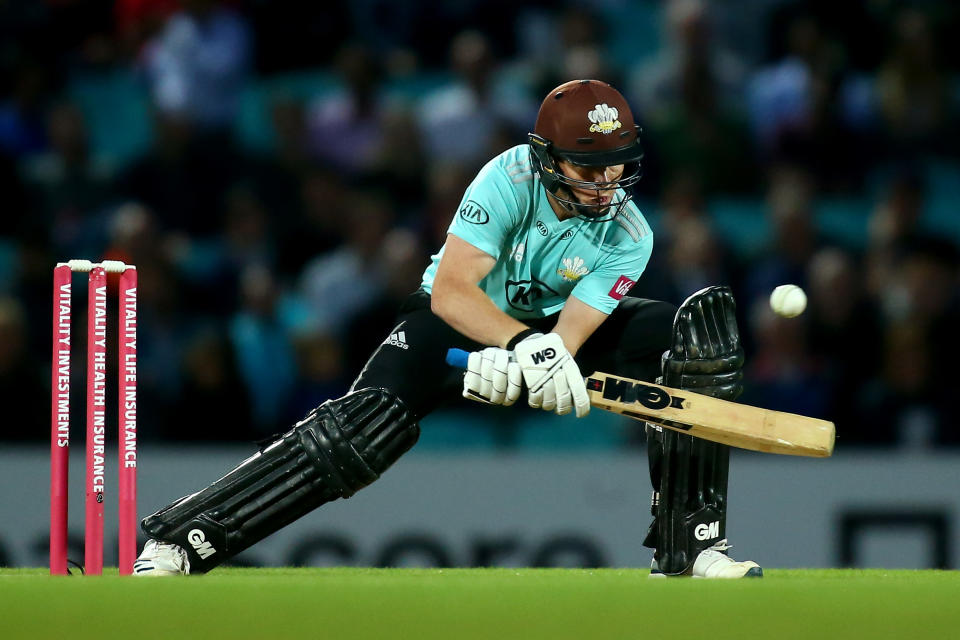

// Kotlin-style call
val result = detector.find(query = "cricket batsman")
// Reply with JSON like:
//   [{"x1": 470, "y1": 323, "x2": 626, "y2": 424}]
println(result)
[{"x1": 134, "y1": 79, "x2": 761, "y2": 578}]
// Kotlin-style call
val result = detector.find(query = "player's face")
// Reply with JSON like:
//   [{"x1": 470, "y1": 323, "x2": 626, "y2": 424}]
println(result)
[{"x1": 556, "y1": 160, "x2": 625, "y2": 208}]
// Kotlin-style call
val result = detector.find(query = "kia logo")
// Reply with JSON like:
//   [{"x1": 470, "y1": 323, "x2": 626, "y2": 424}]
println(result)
[{"x1": 459, "y1": 201, "x2": 489, "y2": 224}]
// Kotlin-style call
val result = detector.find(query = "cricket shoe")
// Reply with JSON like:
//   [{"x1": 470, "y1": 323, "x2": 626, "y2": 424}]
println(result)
[
  {"x1": 133, "y1": 539, "x2": 190, "y2": 576},
  {"x1": 649, "y1": 539, "x2": 762, "y2": 578}
]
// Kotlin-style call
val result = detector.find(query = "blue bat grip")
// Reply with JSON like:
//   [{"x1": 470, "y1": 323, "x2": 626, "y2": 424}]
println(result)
[{"x1": 445, "y1": 348, "x2": 469, "y2": 369}]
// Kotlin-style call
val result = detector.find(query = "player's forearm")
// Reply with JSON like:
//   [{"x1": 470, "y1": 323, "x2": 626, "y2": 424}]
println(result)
[
  {"x1": 550, "y1": 295, "x2": 610, "y2": 357},
  {"x1": 431, "y1": 282, "x2": 529, "y2": 348}
]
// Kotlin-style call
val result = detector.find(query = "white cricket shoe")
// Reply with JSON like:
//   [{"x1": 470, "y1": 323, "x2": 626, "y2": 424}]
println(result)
[
  {"x1": 133, "y1": 539, "x2": 190, "y2": 576},
  {"x1": 649, "y1": 539, "x2": 762, "y2": 578}
]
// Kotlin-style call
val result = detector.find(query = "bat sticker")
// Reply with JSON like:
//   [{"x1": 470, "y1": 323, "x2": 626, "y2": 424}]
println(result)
[{"x1": 596, "y1": 377, "x2": 687, "y2": 410}]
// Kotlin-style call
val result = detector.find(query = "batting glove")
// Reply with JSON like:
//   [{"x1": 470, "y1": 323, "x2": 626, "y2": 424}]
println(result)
[
  {"x1": 463, "y1": 347, "x2": 523, "y2": 406},
  {"x1": 513, "y1": 332, "x2": 590, "y2": 418}
]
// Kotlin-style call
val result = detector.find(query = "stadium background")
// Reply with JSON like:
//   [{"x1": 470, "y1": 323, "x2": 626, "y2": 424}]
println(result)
[{"x1": 0, "y1": 0, "x2": 958, "y2": 569}]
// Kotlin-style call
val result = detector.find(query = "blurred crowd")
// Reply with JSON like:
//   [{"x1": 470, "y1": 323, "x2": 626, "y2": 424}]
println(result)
[{"x1": 1, "y1": 0, "x2": 958, "y2": 448}]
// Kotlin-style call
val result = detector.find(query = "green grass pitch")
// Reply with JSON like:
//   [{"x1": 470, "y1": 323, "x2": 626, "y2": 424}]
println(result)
[{"x1": 1, "y1": 568, "x2": 958, "y2": 639}]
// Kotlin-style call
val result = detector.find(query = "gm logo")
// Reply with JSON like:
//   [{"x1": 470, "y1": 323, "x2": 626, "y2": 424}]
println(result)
[
  {"x1": 536, "y1": 221, "x2": 548, "y2": 236},
  {"x1": 187, "y1": 528, "x2": 217, "y2": 559},
  {"x1": 601, "y1": 378, "x2": 686, "y2": 410},
  {"x1": 694, "y1": 521, "x2": 720, "y2": 541},
  {"x1": 459, "y1": 200, "x2": 489, "y2": 224},
  {"x1": 530, "y1": 348, "x2": 556, "y2": 364}
]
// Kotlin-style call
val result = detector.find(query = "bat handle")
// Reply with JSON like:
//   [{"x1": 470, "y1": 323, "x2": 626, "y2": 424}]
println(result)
[{"x1": 445, "y1": 348, "x2": 469, "y2": 369}]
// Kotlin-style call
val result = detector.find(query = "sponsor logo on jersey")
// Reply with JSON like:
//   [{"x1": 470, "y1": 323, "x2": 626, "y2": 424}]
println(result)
[
  {"x1": 187, "y1": 528, "x2": 217, "y2": 559},
  {"x1": 588, "y1": 104, "x2": 622, "y2": 135},
  {"x1": 536, "y1": 221, "x2": 548, "y2": 236},
  {"x1": 505, "y1": 279, "x2": 560, "y2": 312},
  {"x1": 459, "y1": 200, "x2": 489, "y2": 224},
  {"x1": 384, "y1": 330, "x2": 409, "y2": 350},
  {"x1": 560, "y1": 229, "x2": 574, "y2": 240},
  {"x1": 695, "y1": 521, "x2": 721, "y2": 541},
  {"x1": 557, "y1": 256, "x2": 588, "y2": 282},
  {"x1": 608, "y1": 275, "x2": 635, "y2": 300}
]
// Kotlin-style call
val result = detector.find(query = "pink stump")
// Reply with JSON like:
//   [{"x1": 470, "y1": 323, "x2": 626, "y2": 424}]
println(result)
[
  {"x1": 118, "y1": 267, "x2": 138, "y2": 575},
  {"x1": 85, "y1": 267, "x2": 107, "y2": 575},
  {"x1": 50, "y1": 265, "x2": 72, "y2": 575}
]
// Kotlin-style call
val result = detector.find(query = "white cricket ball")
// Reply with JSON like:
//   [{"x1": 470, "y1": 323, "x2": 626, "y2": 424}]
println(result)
[{"x1": 769, "y1": 284, "x2": 807, "y2": 318}]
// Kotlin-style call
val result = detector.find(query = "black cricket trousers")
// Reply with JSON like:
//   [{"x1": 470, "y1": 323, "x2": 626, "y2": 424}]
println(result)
[{"x1": 351, "y1": 290, "x2": 676, "y2": 420}]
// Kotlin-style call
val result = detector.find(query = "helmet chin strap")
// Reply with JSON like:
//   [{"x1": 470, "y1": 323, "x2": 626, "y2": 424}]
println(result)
[
  {"x1": 549, "y1": 186, "x2": 632, "y2": 222},
  {"x1": 529, "y1": 138, "x2": 640, "y2": 223}
]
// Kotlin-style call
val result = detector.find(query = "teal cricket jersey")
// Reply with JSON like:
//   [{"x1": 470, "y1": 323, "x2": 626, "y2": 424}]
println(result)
[{"x1": 421, "y1": 144, "x2": 653, "y2": 319}]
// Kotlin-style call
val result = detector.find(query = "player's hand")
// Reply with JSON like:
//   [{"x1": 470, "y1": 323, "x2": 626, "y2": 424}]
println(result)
[
  {"x1": 463, "y1": 347, "x2": 523, "y2": 406},
  {"x1": 513, "y1": 332, "x2": 590, "y2": 417}
]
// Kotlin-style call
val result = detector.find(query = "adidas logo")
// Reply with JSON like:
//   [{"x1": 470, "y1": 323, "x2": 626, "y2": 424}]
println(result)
[{"x1": 384, "y1": 330, "x2": 409, "y2": 350}]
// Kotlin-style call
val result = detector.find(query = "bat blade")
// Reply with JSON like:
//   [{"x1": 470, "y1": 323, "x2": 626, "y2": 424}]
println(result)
[
  {"x1": 445, "y1": 349, "x2": 834, "y2": 457},
  {"x1": 586, "y1": 373, "x2": 835, "y2": 457}
]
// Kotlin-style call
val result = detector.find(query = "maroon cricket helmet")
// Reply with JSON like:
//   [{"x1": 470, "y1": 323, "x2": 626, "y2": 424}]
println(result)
[
  {"x1": 528, "y1": 79, "x2": 643, "y2": 219},
  {"x1": 532, "y1": 79, "x2": 643, "y2": 166}
]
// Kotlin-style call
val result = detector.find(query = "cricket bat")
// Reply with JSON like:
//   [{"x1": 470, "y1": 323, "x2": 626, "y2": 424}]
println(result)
[{"x1": 446, "y1": 349, "x2": 835, "y2": 458}]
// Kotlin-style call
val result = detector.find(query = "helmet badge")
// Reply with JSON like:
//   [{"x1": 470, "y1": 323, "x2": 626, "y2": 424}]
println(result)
[{"x1": 587, "y1": 104, "x2": 622, "y2": 135}]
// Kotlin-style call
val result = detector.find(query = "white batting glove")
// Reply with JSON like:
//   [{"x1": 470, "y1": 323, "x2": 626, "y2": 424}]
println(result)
[
  {"x1": 513, "y1": 332, "x2": 590, "y2": 418},
  {"x1": 463, "y1": 347, "x2": 523, "y2": 406}
]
